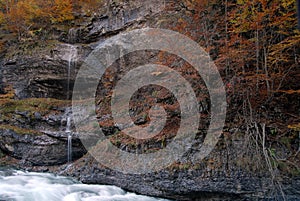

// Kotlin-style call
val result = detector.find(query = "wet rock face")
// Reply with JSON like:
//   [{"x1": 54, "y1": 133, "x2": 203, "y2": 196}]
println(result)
[
  {"x1": 1, "y1": 0, "x2": 300, "y2": 201},
  {"x1": 0, "y1": 100, "x2": 86, "y2": 166},
  {"x1": 2, "y1": 44, "x2": 89, "y2": 100},
  {"x1": 1, "y1": 0, "x2": 166, "y2": 100},
  {"x1": 60, "y1": 0, "x2": 166, "y2": 44},
  {"x1": 0, "y1": 129, "x2": 86, "y2": 166},
  {"x1": 0, "y1": 1, "x2": 172, "y2": 168},
  {"x1": 0, "y1": 67, "x2": 2, "y2": 94}
]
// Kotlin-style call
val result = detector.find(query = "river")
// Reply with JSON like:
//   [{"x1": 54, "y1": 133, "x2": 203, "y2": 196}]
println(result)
[{"x1": 0, "y1": 169, "x2": 169, "y2": 201}]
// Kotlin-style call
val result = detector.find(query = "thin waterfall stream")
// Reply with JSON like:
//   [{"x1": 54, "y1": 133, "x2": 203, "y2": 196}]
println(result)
[
  {"x1": 66, "y1": 116, "x2": 72, "y2": 163},
  {"x1": 65, "y1": 44, "x2": 77, "y2": 163},
  {"x1": 66, "y1": 45, "x2": 77, "y2": 100}
]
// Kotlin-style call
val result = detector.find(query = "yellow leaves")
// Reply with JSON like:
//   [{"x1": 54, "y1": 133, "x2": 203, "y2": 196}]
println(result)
[
  {"x1": 50, "y1": 0, "x2": 74, "y2": 23},
  {"x1": 230, "y1": 0, "x2": 297, "y2": 33},
  {"x1": 281, "y1": 0, "x2": 295, "y2": 9},
  {"x1": 0, "y1": 0, "x2": 105, "y2": 35},
  {"x1": 270, "y1": 32, "x2": 300, "y2": 53},
  {"x1": 0, "y1": 0, "x2": 80, "y2": 36},
  {"x1": 268, "y1": 32, "x2": 300, "y2": 65},
  {"x1": 236, "y1": 0, "x2": 245, "y2": 5},
  {"x1": 11, "y1": 0, "x2": 42, "y2": 23},
  {"x1": 0, "y1": 11, "x2": 4, "y2": 25},
  {"x1": 4, "y1": 0, "x2": 53, "y2": 35},
  {"x1": 288, "y1": 123, "x2": 300, "y2": 131}
]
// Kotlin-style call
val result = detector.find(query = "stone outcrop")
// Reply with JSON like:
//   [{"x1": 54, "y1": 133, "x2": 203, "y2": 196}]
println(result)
[
  {"x1": 1, "y1": 0, "x2": 166, "y2": 100},
  {"x1": 0, "y1": 104, "x2": 86, "y2": 165},
  {"x1": 0, "y1": 0, "x2": 300, "y2": 201},
  {"x1": 0, "y1": 128, "x2": 86, "y2": 166},
  {"x1": 1, "y1": 44, "x2": 88, "y2": 100}
]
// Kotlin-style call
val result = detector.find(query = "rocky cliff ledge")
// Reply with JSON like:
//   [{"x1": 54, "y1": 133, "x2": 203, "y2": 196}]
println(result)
[{"x1": 0, "y1": 0, "x2": 299, "y2": 200}]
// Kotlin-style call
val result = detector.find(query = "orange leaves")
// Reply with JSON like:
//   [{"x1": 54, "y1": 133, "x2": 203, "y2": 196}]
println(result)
[
  {"x1": 50, "y1": 0, "x2": 74, "y2": 23},
  {"x1": 288, "y1": 123, "x2": 300, "y2": 131},
  {"x1": 226, "y1": 0, "x2": 298, "y2": 101},
  {"x1": 5, "y1": 0, "x2": 41, "y2": 34},
  {"x1": 228, "y1": 0, "x2": 298, "y2": 58},
  {"x1": 0, "y1": 11, "x2": 4, "y2": 24},
  {"x1": 0, "y1": 0, "x2": 104, "y2": 34},
  {"x1": 0, "y1": 0, "x2": 104, "y2": 37},
  {"x1": 278, "y1": 90, "x2": 300, "y2": 94},
  {"x1": 230, "y1": 0, "x2": 297, "y2": 34},
  {"x1": 268, "y1": 31, "x2": 300, "y2": 67}
]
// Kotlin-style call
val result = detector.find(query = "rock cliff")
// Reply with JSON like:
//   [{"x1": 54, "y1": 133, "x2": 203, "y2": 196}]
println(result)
[{"x1": 0, "y1": 0, "x2": 299, "y2": 200}]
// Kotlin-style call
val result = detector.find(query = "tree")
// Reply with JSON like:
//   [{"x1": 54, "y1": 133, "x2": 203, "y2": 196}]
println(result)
[
  {"x1": 227, "y1": 0, "x2": 298, "y2": 97},
  {"x1": 0, "y1": 0, "x2": 76, "y2": 38},
  {"x1": 50, "y1": 0, "x2": 74, "y2": 23},
  {"x1": 5, "y1": 0, "x2": 43, "y2": 38}
]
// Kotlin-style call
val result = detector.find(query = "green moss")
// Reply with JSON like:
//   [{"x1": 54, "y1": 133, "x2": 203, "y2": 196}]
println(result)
[
  {"x1": 0, "y1": 98, "x2": 71, "y2": 124},
  {"x1": 5, "y1": 39, "x2": 58, "y2": 58},
  {"x1": 0, "y1": 98, "x2": 70, "y2": 115},
  {"x1": 0, "y1": 124, "x2": 42, "y2": 135}
]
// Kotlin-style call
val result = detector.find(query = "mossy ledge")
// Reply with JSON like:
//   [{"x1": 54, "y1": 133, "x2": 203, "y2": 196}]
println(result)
[
  {"x1": 0, "y1": 124, "x2": 42, "y2": 136},
  {"x1": 0, "y1": 98, "x2": 71, "y2": 114}
]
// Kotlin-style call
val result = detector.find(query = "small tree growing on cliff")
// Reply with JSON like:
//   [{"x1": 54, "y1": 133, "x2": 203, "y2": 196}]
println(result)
[{"x1": 50, "y1": 0, "x2": 74, "y2": 23}]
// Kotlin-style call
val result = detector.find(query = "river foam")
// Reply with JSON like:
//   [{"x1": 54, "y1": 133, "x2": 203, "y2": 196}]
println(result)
[{"x1": 0, "y1": 170, "x2": 169, "y2": 201}]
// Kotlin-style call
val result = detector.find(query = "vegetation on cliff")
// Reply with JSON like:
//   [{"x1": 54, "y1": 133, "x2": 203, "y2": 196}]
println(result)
[
  {"x1": 0, "y1": 0, "x2": 299, "y2": 199},
  {"x1": 158, "y1": 0, "x2": 300, "y2": 182},
  {"x1": 0, "y1": 0, "x2": 104, "y2": 53},
  {"x1": 0, "y1": 0, "x2": 103, "y2": 37},
  {"x1": 0, "y1": 86, "x2": 70, "y2": 135}
]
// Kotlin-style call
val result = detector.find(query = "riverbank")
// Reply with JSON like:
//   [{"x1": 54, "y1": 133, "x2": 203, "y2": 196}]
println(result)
[
  {"x1": 0, "y1": 168, "x2": 170, "y2": 201},
  {"x1": 0, "y1": 0, "x2": 299, "y2": 200}
]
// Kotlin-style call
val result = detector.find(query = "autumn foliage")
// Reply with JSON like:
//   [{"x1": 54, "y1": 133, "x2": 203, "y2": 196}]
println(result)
[
  {"x1": 0, "y1": 0, "x2": 102, "y2": 37},
  {"x1": 167, "y1": 0, "x2": 300, "y2": 180},
  {"x1": 174, "y1": 0, "x2": 299, "y2": 97}
]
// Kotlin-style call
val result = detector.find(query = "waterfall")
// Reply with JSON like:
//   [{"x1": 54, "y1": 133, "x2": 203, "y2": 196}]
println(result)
[
  {"x1": 66, "y1": 45, "x2": 78, "y2": 100},
  {"x1": 66, "y1": 116, "x2": 72, "y2": 163},
  {"x1": 68, "y1": 28, "x2": 77, "y2": 44}
]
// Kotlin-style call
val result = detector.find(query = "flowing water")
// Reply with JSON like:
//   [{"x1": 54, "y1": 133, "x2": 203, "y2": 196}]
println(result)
[
  {"x1": 68, "y1": 28, "x2": 77, "y2": 44},
  {"x1": 67, "y1": 134, "x2": 72, "y2": 163},
  {"x1": 66, "y1": 45, "x2": 78, "y2": 100},
  {"x1": 0, "y1": 169, "x2": 169, "y2": 201},
  {"x1": 66, "y1": 116, "x2": 72, "y2": 163}
]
